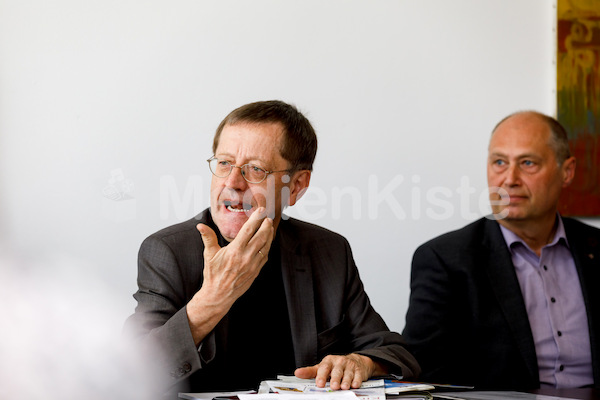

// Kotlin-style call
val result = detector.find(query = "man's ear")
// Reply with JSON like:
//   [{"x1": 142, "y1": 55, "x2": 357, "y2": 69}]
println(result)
[
  {"x1": 287, "y1": 170, "x2": 311, "y2": 207},
  {"x1": 561, "y1": 156, "x2": 576, "y2": 188}
]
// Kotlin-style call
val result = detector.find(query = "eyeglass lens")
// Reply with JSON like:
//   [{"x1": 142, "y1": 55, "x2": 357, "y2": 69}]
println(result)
[{"x1": 209, "y1": 159, "x2": 266, "y2": 183}]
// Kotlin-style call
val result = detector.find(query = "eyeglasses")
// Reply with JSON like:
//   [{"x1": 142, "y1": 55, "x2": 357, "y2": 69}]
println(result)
[{"x1": 207, "y1": 157, "x2": 291, "y2": 184}]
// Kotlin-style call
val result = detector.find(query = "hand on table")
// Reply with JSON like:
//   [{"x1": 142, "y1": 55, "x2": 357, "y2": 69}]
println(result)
[{"x1": 294, "y1": 353, "x2": 378, "y2": 390}]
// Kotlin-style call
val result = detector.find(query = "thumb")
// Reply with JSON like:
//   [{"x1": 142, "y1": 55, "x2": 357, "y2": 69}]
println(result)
[
  {"x1": 294, "y1": 365, "x2": 318, "y2": 379},
  {"x1": 196, "y1": 223, "x2": 220, "y2": 260}
]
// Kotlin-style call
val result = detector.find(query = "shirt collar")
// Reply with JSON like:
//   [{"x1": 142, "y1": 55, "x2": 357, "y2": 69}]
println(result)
[{"x1": 498, "y1": 213, "x2": 570, "y2": 254}]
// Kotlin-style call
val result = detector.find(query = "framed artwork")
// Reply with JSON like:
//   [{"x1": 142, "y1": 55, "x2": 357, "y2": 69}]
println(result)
[{"x1": 557, "y1": 0, "x2": 600, "y2": 216}]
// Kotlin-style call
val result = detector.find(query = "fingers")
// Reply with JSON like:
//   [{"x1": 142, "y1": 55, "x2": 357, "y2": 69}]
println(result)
[
  {"x1": 293, "y1": 364, "x2": 337, "y2": 388},
  {"x1": 248, "y1": 217, "x2": 274, "y2": 258},
  {"x1": 234, "y1": 207, "x2": 269, "y2": 246},
  {"x1": 294, "y1": 365, "x2": 318, "y2": 380},
  {"x1": 294, "y1": 355, "x2": 371, "y2": 390},
  {"x1": 197, "y1": 207, "x2": 273, "y2": 261},
  {"x1": 317, "y1": 361, "x2": 336, "y2": 388},
  {"x1": 196, "y1": 209, "x2": 273, "y2": 296},
  {"x1": 196, "y1": 223, "x2": 220, "y2": 260},
  {"x1": 350, "y1": 368, "x2": 364, "y2": 390}
]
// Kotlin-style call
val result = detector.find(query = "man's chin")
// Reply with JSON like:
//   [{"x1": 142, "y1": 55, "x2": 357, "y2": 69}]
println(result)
[
  {"x1": 212, "y1": 204, "x2": 280, "y2": 241},
  {"x1": 496, "y1": 211, "x2": 528, "y2": 223},
  {"x1": 213, "y1": 213, "x2": 249, "y2": 242},
  {"x1": 491, "y1": 202, "x2": 525, "y2": 218},
  {"x1": 219, "y1": 225, "x2": 243, "y2": 242}
]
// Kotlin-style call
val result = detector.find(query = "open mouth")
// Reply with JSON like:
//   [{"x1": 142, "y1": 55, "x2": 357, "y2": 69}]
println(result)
[{"x1": 223, "y1": 200, "x2": 253, "y2": 213}]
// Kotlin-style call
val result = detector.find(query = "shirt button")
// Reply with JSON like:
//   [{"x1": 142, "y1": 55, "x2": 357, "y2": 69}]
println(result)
[
  {"x1": 558, "y1": 331, "x2": 563, "y2": 337},
  {"x1": 551, "y1": 297, "x2": 556, "y2": 303},
  {"x1": 560, "y1": 365, "x2": 565, "y2": 371},
  {"x1": 543, "y1": 265, "x2": 548, "y2": 271}
]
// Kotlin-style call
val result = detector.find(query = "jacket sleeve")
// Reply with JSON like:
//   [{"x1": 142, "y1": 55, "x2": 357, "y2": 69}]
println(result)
[
  {"x1": 402, "y1": 242, "x2": 460, "y2": 384},
  {"x1": 123, "y1": 234, "x2": 214, "y2": 388}
]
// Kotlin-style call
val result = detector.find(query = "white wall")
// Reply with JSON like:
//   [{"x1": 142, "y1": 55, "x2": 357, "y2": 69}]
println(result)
[{"x1": 1, "y1": 0, "x2": 598, "y2": 343}]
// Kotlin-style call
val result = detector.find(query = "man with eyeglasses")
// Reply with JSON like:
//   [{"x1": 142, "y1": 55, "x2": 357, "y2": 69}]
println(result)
[{"x1": 125, "y1": 100, "x2": 419, "y2": 397}]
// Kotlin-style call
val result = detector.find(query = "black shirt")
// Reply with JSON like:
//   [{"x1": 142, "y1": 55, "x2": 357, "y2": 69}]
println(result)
[{"x1": 191, "y1": 234, "x2": 296, "y2": 391}]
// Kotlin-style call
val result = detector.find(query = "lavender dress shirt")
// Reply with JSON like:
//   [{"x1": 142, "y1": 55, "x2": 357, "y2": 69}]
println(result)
[{"x1": 500, "y1": 216, "x2": 593, "y2": 388}]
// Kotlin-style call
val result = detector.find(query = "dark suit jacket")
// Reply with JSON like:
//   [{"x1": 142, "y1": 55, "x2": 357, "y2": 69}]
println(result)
[
  {"x1": 125, "y1": 209, "x2": 419, "y2": 393},
  {"x1": 402, "y1": 217, "x2": 600, "y2": 390}
]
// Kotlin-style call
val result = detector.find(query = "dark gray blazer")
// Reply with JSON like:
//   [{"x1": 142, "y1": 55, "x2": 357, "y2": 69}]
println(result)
[
  {"x1": 402, "y1": 217, "x2": 600, "y2": 390},
  {"x1": 125, "y1": 209, "x2": 419, "y2": 392}
]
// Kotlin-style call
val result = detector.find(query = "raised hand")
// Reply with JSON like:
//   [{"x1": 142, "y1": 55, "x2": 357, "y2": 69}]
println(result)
[{"x1": 186, "y1": 207, "x2": 274, "y2": 345}]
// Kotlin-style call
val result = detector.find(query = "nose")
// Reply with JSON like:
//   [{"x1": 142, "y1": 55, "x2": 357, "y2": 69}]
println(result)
[
  {"x1": 504, "y1": 163, "x2": 520, "y2": 186},
  {"x1": 223, "y1": 165, "x2": 248, "y2": 190}
]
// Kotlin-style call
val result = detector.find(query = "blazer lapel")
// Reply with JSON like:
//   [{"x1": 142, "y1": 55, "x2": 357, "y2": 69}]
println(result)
[
  {"x1": 482, "y1": 219, "x2": 539, "y2": 383},
  {"x1": 278, "y1": 220, "x2": 318, "y2": 367}
]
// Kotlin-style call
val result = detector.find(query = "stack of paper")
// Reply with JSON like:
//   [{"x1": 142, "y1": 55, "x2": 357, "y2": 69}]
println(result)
[
  {"x1": 262, "y1": 376, "x2": 434, "y2": 400},
  {"x1": 179, "y1": 376, "x2": 436, "y2": 400}
]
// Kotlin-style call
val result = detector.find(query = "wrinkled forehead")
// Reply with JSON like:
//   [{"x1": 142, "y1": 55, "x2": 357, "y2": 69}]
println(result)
[
  {"x1": 489, "y1": 115, "x2": 553, "y2": 153},
  {"x1": 217, "y1": 121, "x2": 284, "y2": 146},
  {"x1": 215, "y1": 122, "x2": 288, "y2": 166}
]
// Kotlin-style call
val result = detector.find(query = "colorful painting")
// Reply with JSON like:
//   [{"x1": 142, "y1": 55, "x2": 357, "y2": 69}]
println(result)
[{"x1": 557, "y1": 0, "x2": 600, "y2": 216}]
